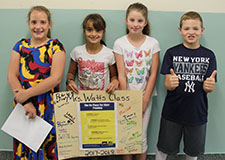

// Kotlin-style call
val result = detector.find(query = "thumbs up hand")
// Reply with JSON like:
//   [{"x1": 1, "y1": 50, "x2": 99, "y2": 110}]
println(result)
[
  {"x1": 170, "y1": 68, "x2": 176, "y2": 75},
  {"x1": 165, "y1": 69, "x2": 179, "y2": 91},
  {"x1": 203, "y1": 70, "x2": 217, "y2": 92}
]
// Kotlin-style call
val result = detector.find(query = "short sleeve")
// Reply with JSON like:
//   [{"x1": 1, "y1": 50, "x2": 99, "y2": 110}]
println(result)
[
  {"x1": 109, "y1": 50, "x2": 115, "y2": 66},
  {"x1": 12, "y1": 41, "x2": 22, "y2": 53},
  {"x1": 205, "y1": 51, "x2": 217, "y2": 82},
  {"x1": 160, "y1": 49, "x2": 173, "y2": 75},
  {"x1": 113, "y1": 39, "x2": 123, "y2": 55},
  {"x1": 70, "y1": 47, "x2": 78, "y2": 62},
  {"x1": 152, "y1": 39, "x2": 160, "y2": 54},
  {"x1": 52, "y1": 39, "x2": 65, "y2": 54}
]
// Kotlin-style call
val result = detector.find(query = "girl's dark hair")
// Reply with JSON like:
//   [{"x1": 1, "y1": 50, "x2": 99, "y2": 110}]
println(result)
[
  {"x1": 126, "y1": 2, "x2": 150, "y2": 35},
  {"x1": 82, "y1": 14, "x2": 106, "y2": 45},
  {"x1": 28, "y1": 5, "x2": 52, "y2": 38}
]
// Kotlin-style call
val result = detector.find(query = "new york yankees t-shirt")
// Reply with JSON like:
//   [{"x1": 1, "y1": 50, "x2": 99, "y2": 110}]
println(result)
[{"x1": 160, "y1": 44, "x2": 217, "y2": 126}]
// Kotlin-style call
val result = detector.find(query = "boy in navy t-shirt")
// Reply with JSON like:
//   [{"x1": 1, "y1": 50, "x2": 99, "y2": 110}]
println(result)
[{"x1": 155, "y1": 11, "x2": 217, "y2": 160}]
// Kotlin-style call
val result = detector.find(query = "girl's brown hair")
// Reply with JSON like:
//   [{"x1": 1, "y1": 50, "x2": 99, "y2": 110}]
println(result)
[
  {"x1": 27, "y1": 6, "x2": 52, "y2": 38},
  {"x1": 126, "y1": 2, "x2": 150, "y2": 35}
]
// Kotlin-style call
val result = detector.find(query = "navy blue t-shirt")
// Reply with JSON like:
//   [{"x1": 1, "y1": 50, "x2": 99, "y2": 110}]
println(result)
[{"x1": 160, "y1": 44, "x2": 217, "y2": 126}]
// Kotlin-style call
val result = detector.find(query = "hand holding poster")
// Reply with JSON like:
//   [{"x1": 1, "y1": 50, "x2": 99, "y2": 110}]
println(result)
[{"x1": 54, "y1": 90, "x2": 142, "y2": 159}]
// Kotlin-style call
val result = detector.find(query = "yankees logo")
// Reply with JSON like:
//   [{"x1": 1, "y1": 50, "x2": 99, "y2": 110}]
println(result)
[{"x1": 184, "y1": 81, "x2": 195, "y2": 93}]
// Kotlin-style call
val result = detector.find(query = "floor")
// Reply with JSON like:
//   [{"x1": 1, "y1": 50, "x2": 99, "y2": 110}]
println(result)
[
  {"x1": 148, "y1": 154, "x2": 225, "y2": 160},
  {"x1": 2, "y1": 151, "x2": 225, "y2": 160}
]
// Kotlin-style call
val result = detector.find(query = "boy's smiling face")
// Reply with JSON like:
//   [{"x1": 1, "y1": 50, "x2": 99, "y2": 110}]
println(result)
[{"x1": 179, "y1": 19, "x2": 205, "y2": 49}]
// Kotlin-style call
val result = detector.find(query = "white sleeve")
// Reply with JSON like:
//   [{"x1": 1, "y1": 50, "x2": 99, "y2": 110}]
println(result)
[
  {"x1": 110, "y1": 51, "x2": 116, "y2": 65},
  {"x1": 70, "y1": 47, "x2": 78, "y2": 62},
  {"x1": 106, "y1": 47, "x2": 115, "y2": 66},
  {"x1": 152, "y1": 39, "x2": 160, "y2": 55},
  {"x1": 113, "y1": 39, "x2": 123, "y2": 55}
]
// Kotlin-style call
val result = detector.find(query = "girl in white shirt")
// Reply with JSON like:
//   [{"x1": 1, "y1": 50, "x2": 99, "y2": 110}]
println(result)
[
  {"x1": 67, "y1": 14, "x2": 119, "y2": 94},
  {"x1": 113, "y1": 3, "x2": 160, "y2": 160}
]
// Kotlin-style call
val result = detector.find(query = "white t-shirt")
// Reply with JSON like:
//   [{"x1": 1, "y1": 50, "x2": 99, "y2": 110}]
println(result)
[
  {"x1": 113, "y1": 35, "x2": 160, "y2": 93},
  {"x1": 70, "y1": 44, "x2": 115, "y2": 90}
]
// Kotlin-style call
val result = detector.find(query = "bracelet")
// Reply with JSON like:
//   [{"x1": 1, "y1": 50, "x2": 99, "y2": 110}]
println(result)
[
  {"x1": 66, "y1": 79, "x2": 74, "y2": 85},
  {"x1": 22, "y1": 98, "x2": 32, "y2": 106}
]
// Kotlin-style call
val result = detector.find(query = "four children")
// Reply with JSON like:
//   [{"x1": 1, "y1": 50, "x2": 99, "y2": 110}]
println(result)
[{"x1": 7, "y1": 3, "x2": 217, "y2": 160}]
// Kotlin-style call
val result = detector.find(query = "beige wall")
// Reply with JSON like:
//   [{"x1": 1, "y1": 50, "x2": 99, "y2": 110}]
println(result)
[{"x1": 0, "y1": 0, "x2": 225, "y2": 13}]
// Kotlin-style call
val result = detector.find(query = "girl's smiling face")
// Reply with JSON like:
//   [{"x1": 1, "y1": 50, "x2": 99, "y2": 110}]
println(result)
[
  {"x1": 84, "y1": 20, "x2": 104, "y2": 45},
  {"x1": 28, "y1": 10, "x2": 51, "y2": 42},
  {"x1": 126, "y1": 10, "x2": 147, "y2": 35}
]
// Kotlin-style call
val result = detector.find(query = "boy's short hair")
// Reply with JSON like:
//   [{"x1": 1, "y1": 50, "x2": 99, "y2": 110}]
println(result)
[{"x1": 179, "y1": 11, "x2": 203, "y2": 28}]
